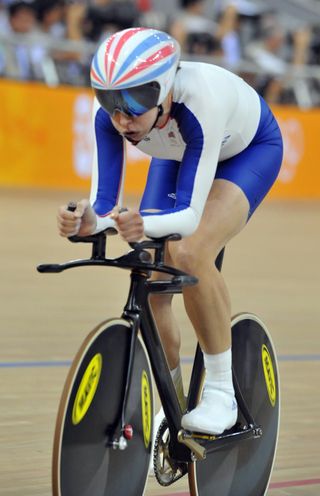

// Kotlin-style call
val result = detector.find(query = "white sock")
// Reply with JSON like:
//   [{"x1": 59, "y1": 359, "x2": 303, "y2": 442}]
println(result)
[
  {"x1": 181, "y1": 348, "x2": 237, "y2": 435},
  {"x1": 203, "y1": 348, "x2": 234, "y2": 395}
]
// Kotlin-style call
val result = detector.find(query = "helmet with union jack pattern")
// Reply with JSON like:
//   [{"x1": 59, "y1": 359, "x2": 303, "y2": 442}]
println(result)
[{"x1": 90, "y1": 27, "x2": 180, "y2": 116}]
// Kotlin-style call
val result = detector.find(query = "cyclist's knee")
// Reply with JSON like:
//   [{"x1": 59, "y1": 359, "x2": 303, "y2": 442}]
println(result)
[
  {"x1": 169, "y1": 237, "x2": 224, "y2": 274},
  {"x1": 169, "y1": 241, "x2": 199, "y2": 274}
]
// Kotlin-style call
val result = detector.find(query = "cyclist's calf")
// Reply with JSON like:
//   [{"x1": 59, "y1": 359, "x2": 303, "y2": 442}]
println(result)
[{"x1": 149, "y1": 292, "x2": 181, "y2": 369}]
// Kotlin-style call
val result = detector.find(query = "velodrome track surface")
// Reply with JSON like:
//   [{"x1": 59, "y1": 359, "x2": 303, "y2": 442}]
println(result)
[{"x1": 0, "y1": 188, "x2": 319, "y2": 495}]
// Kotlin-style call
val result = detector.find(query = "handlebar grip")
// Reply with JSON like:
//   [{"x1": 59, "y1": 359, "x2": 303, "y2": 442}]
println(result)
[
  {"x1": 67, "y1": 201, "x2": 77, "y2": 212},
  {"x1": 66, "y1": 202, "x2": 79, "y2": 241}
]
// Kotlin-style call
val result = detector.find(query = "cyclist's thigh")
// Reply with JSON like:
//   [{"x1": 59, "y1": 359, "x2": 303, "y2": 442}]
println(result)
[
  {"x1": 215, "y1": 96, "x2": 283, "y2": 220},
  {"x1": 140, "y1": 158, "x2": 180, "y2": 283},
  {"x1": 140, "y1": 158, "x2": 180, "y2": 210},
  {"x1": 168, "y1": 178, "x2": 250, "y2": 264}
]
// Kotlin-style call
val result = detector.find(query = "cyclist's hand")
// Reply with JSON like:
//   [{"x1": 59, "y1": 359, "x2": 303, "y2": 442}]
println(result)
[
  {"x1": 57, "y1": 199, "x2": 97, "y2": 237},
  {"x1": 111, "y1": 206, "x2": 144, "y2": 242}
]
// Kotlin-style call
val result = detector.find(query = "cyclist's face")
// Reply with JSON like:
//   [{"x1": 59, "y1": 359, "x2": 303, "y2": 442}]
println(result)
[{"x1": 111, "y1": 107, "x2": 158, "y2": 142}]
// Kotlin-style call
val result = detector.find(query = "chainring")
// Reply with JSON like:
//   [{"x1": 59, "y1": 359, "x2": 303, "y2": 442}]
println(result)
[{"x1": 153, "y1": 418, "x2": 188, "y2": 487}]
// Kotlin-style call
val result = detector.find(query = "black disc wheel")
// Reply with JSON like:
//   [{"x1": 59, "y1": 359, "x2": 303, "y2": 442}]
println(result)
[
  {"x1": 52, "y1": 319, "x2": 154, "y2": 496},
  {"x1": 189, "y1": 313, "x2": 280, "y2": 496}
]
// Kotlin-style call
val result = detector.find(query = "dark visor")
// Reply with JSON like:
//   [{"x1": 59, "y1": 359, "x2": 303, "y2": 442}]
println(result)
[{"x1": 95, "y1": 82, "x2": 161, "y2": 117}]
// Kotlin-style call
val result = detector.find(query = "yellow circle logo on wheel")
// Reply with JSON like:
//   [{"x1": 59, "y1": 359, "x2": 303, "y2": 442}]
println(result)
[
  {"x1": 141, "y1": 370, "x2": 152, "y2": 448},
  {"x1": 72, "y1": 353, "x2": 102, "y2": 425},
  {"x1": 262, "y1": 345, "x2": 276, "y2": 407}
]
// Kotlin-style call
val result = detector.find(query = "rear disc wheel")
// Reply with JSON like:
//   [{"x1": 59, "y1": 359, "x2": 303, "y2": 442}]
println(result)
[{"x1": 188, "y1": 313, "x2": 280, "y2": 496}]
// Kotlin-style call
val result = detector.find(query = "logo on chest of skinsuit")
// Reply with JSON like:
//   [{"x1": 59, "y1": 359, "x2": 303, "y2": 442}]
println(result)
[
  {"x1": 166, "y1": 122, "x2": 185, "y2": 147},
  {"x1": 221, "y1": 134, "x2": 231, "y2": 146}
]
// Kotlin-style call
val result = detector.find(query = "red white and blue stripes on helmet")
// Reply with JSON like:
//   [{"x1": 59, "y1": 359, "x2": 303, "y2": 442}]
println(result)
[{"x1": 90, "y1": 27, "x2": 180, "y2": 110}]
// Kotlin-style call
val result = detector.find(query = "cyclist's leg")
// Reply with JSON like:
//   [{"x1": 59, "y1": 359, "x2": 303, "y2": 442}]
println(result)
[
  {"x1": 169, "y1": 178, "x2": 248, "y2": 434},
  {"x1": 169, "y1": 117, "x2": 283, "y2": 434},
  {"x1": 171, "y1": 178, "x2": 249, "y2": 351}
]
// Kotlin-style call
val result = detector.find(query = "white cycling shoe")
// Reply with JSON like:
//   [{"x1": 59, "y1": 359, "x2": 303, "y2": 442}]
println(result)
[{"x1": 181, "y1": 388, "x2": 238, "y2": 435}]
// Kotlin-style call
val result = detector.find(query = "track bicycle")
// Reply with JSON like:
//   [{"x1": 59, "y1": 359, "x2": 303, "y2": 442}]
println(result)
[{"x1": 37, "y1": 222, "x2": 280, "y2": 496}]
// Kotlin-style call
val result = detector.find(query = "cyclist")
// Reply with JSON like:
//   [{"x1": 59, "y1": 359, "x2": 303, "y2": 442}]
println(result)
[{"x1": 57, "y1": 27, "x2": 283, "y2": 436}]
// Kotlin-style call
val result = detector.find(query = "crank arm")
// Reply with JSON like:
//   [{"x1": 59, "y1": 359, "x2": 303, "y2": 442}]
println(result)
[{"x1": 177, "y1": 430, "x2": 206, "y2": 460}]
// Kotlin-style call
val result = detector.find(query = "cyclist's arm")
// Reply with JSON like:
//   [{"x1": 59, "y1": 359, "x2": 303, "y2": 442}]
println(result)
[{"x1": 90, "y1": 101, "x2": 126, "y2": 233}]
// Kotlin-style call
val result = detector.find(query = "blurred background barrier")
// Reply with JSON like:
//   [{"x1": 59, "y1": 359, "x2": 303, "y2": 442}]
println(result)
[
  {"x1": 0, "y1": 79, "x2": 319, "y2": 198},
  {"x1": 1, "y1": 0, "x2": 320, "y2": 198},
  {"x1": 0, "y1": 79, "x2": 150, "y2": 192}
]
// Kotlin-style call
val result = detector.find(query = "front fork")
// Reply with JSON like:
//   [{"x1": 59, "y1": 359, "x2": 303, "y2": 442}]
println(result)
[
  {"x1": 107, "y1": 270, "x2": 155, "y2": 451},
  {"x1": 108, "y1": 312, "x2": 140, "y2": 451},
  {"x1": 110, "y1": 269, "x2": 191, "y2": 461}
]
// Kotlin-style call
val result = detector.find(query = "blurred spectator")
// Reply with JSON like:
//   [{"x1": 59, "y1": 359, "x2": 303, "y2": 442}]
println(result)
[
  {"x1": 290, "y1": 25, "x2": 312, "y2": 67},
  {"x1": 309, "y1": 25, "x2": 320, "y2": 65},
  {"x1": 287, "y1": 24, "x2": 315, "y2": 107},
  {"x1": 214, "y1": 0, "x2": 269, "y2": 69},
  {"x1": 169, "y1": 0, "x2": 220, "y2": 56},
  {"x1": 65, "y1": 1, "x2": 86, "y2": 41},
  {"x1": 136, "y1": 0, "x2": 151, "y2": 12},
  {"x1": 245, "y1": 14, "x2": 288, "y2": 103},
  {"x1": 215, "y1": 3, "x2": 241, "y2": 67},
  {"x1": 83, "y1": 1, "x2": 139, "y2": 42},
  {"x1": 63, "y1": 0, "x2": 141, "y2": 85},
  {"x1": 33, "y1": 0, "x2": 87, "y2": 85},
  {"x1": 0, "y1": 2, "x2": 8, "y2": 73},
  {"x1": 66, "y1": 0, "x2": 139, "y2": 44},
  {"x1": 136, "y1": 0, "x2": 169, "y2": 31},
  {"x1": 245, "y1": 10, "x2": 314, "y2": 105},
  {"x1": 8, "y1": 0, "x2": 36, "y2": 33},
  {"x1": 0, "y1": 1, "x2": 39, "y2": 79},
  {"x1": 0, "y1": 0, "x2": 318, "y2": 106},
  {"x1": 34, "y1": 0, "x2": 66, "y2": 38},
  {"x1": 0, "y1": 1, "x2": 8, "y2": 29}
]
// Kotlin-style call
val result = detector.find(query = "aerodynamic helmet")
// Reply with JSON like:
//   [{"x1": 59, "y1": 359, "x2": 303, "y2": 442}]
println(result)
[{"x1": 90, "y1": 27, "x2": 180, "y2": 116}]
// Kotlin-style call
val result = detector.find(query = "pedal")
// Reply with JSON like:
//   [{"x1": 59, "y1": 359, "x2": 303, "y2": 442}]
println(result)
[
  {"x1": 189, "y1": 432, "x2": 217, "y2": 441},
  {"x1": 177, "y1": 430, "x2": 206, "y2": 460}
]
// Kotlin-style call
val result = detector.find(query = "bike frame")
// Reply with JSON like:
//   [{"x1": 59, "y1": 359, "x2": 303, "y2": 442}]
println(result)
[
  {"x1": 38, "y1": 229, "x2": 262, "y2": 464},
  {"x1": 121, "y1": 268, "x2": 192, "y2": 462}
]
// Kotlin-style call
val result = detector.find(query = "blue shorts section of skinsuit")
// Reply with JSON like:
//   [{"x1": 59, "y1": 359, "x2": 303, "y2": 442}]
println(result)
[{"x1": 140, "y1": 95, "x2": 283, "y2": 219}]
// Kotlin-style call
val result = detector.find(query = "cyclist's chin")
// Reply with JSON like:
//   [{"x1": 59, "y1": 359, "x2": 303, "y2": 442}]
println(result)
[{"x1": 124, "y1": 131, "x2": 146, "y2": 142}]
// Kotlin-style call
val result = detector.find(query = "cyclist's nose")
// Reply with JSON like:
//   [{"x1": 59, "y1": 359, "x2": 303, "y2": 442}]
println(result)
[{"x1": 114, "y1": 112, "x2": 133, "y2": 129}]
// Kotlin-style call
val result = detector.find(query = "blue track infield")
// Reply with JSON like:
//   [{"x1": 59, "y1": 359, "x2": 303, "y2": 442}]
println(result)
[{"x1": 0, "y1": 354, "x2": 319, "y2": 368}]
